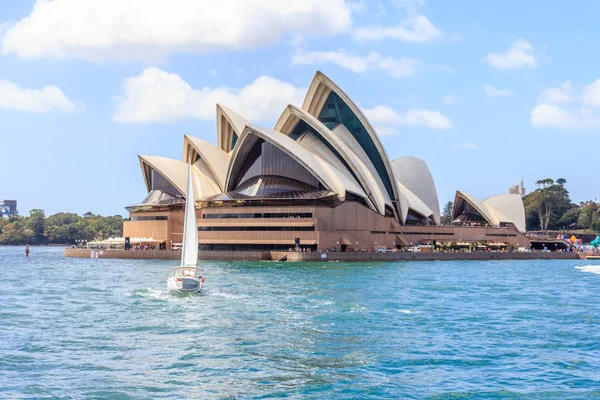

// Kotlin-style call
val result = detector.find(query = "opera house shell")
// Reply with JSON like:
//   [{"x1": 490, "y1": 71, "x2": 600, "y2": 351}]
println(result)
[{"x1": 124, "y1": 71, "x2": 529, "y2": 252}]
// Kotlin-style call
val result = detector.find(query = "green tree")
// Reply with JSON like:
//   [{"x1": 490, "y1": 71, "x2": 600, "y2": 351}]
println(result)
[
  {"x1": 0, "y1": 210, "x2": 125, "y2": 245},
  {"x1": 557, "y1": 207, "x2": 581, "y2": 228},
  {"x1": 441, "y1": 201, "x2": 453, "y2": 225},
  {"x1": 0, "y1": 216, "x2": 32, "y2": 245},
  {"x1": 27, "y1": 209, "x2": 46, "y2": 244},
  {"x1": 592, "y1": 213, "x2": 600, "y2": 231},
  {"x1": 556, "y1": 178, "x2": 567, "y2": 187},
  {"x1": 578, "y1": 213, "x2": 592, "y2": 229},
  {"x1": 535, "y1": 178, "x2": 555, "y2": 188},
  {"x1": 524, "y1": 179, "x2": 574, "y2": 231}
]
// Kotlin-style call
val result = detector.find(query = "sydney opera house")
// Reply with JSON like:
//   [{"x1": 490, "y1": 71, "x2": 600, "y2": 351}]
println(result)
[{"x1": 123, "y1": 71, "x2": 530, "y2": 252}]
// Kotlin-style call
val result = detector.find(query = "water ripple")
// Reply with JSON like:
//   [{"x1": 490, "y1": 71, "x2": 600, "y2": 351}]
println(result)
[{"x1": 1, "y1": 247, "x2": 600, "y2": 398}]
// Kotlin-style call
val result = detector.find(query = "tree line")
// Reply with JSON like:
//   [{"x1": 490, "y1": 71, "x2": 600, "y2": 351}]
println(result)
[
  {"x1": 524, "y1": 178, "x2": 598, "y2": 232},
  {"x1": 439, "y1": 178, "x2": 598, "y2": 232},
  {"x1": 0, "y1": 210, "x2": 124, "y2": 245}
]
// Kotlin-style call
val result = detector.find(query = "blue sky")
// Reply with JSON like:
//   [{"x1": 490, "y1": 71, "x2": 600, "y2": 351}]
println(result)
[{"x1": 1, "y1": 0, "x2": 599, "y2": 217}]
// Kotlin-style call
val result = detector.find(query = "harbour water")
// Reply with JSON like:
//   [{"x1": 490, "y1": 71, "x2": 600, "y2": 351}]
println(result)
[{"x1": 2, "y1": 246, "x2": 600, "y2": 399}]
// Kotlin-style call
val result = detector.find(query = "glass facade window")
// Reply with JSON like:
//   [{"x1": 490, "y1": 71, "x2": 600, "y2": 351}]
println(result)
[
  {"x1": 204, "y1": 212, "x2": 313, "y2": 219},
  {"x1": 384, "y1": 205, "x2": 395, "y2": 218},
  {"x1": 405, "y1": 210, "x2": 429, "y2": 226},
  {"x1": 235, "y1": 176, "x2": 320, "y2": 198},
  {"x1": 317, "y1": 91, "x2": 394, "y2": 200},
  {"x1": 290, "y1": 120, "x2": 361, "y2": 186},
  {"x1": 198, "y1": 226, "x2": 315, "y2": 231},
  {"x1": 233, "y1": 138, "x2": 321, "y2": 190},
  {"x1": 131, "y1": 215, "x2": 168, "y2": 221},
  {"x1": 452, "y1": 200, "x2": 488, "y2": 225},
  {"x1": 231, "y1": 131, "x2": 238, "y2": 149},
  {"x1": 150, "y1": 169, "x2": 181, "y2": 197},
  {"x1": 345, "y1": 192, "x2": 370, "y2": 209}
]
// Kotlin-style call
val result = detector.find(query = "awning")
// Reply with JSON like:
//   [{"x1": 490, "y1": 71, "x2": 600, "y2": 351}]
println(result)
[{"x1": 340, "y1": 237, "x2": 352, "y2": 245}]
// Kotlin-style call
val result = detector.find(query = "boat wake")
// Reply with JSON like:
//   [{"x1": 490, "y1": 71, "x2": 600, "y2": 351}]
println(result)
[
  {"x1": 397, "y1": 309, "x2": 413, "y2": 314},
  {"x1": 575, "y1": 265, "x2": 600, "y2": 275},
  {"x1": 127, "y1": 288, "x2": 192, "y2": 300},
  {"x1": 209, "y1": 291, "x2": 248, "y2": 300}
]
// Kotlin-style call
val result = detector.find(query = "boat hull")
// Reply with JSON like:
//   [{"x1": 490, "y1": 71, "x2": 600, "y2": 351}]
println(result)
[{"x1": 167, "y1": 276, "x2": 203, "y2": 293}]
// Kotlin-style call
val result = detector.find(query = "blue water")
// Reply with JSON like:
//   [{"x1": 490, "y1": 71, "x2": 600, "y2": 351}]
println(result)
[{"x1": 2, "y1": 247, "x2": 600, "y2": 399}]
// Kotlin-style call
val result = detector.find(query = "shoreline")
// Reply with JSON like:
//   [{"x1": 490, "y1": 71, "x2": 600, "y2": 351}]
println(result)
[{"x1": 64, "y1": 248, "x2": 580, "y2": 262}]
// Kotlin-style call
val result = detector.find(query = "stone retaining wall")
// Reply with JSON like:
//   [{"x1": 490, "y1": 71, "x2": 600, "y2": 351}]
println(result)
[
  {"x1": 284, "y1": 251, "x2": 579, "y2": 262},
  {"x1": 65, "y1": 248, "x2": 578, "y2": 262}
]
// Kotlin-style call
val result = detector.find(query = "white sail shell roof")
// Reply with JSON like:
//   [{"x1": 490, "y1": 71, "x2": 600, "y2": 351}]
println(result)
[
  {"x1": 139, "y1": 155, "x2": 219, "y2": 201},
  {"x1": 483, "y1": 194, "x2": 526, "y2": 233},
  {"x1": 216, "y1": 104, "x2": 250, "y2": 153},
  {"x1": 453, "y1": 191, "x2": 526, "y2": 232},
  {"x1": 225, "y1": 125, "x2": 368, "y2": 201},
  {"x1": 396, "y1": 181, "x2": 435, "y2": 221},
  {"x1": 302, "y1": 71, "x2": 400, "y2": 214},
  {"x1": 274, "y1": 104, "x2": 388, "y2": 214},
  {"x1": 183, "y1": 135, "x2": 230, "y2": 191},
  {"x1": 391, "y1": 157, "x2": 440, "y2": 224}
]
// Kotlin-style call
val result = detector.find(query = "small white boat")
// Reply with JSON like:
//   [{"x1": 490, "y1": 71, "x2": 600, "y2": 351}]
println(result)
[
  {"x1": 167, "y1": 160, "x2": 204, "y2": 293},
  {"x1": 167, "y1": 266, "x2": 204, "y2": 293}
]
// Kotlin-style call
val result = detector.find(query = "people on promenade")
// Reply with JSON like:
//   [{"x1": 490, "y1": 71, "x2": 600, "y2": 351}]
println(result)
[{"x1": 25, "y1": 244, "x2": 30, "y2": 258}]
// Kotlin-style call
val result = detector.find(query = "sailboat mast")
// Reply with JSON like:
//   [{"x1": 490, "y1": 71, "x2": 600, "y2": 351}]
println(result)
[{"x1": 181, "y1": 160, "x2": 198, "y2": 267}]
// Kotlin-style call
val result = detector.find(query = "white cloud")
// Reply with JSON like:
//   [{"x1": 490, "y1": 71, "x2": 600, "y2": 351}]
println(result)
[
  {"x1": 483, "y1": 39, "x2": 537, "y2": 70},
  {"x1": 483, "y1": 84, "x2": 515, "y2": 97},
  {"x1": 354, "y1": 15, "x2": 441, "y2": 42},
  {"x1": 537, "y1": 81, "x2": 573, "y2": 104},
  {"x1": 1, "y1": 0, "x2": 352, "y2": 61},
  {"x1": 113, "y1": 67, "x2": 305, "y2": 123},
  {"x1": 364, "y1": 105, "x2": 453, "y2": 135},
  {"x1": 442, "y1": 93, "x2": 460, "y2": 105},
  {"x1": 450, "y1": 141, "x2": 479, "y2": 150},
  {"x1": 292, "y1": 50, "x2": 416, "y2": 78},
  {"x1": 581, "y1": 79, "x2": 600, "y2": 107},
  {"x1": 531, "y1": 104, "x2": 579, "y2": 129},
  {"x1": 0, "y1": 80, "x2": 76, "y2": 113},
  {"x1": 531, "y1": 79, "x2": 600, "y2": 130}
]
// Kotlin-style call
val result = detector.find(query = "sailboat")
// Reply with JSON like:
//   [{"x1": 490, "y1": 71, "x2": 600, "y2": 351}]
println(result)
[{"x1": 167, "y1": 160, "x2": 204, "y2": 293}]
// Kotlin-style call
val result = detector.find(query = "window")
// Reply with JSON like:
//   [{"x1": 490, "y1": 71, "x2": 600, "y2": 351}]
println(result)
[
  {"x1": 317, "y1": 91, "x2": 394, "y2": 200},
  {"x1": 345, "y1": 192, "x2": 370, "y2": 209},
  {"x1": 289, "y1": 120, "x2": 360, "y2": 185},
  {"x1": 235, "y1": 176, "x2": 320, "y2": 198},
  {"x1": 131, "y1": 216, "x2": 168, "y2": 221},
  {"x1": 150, "y1": 169, "x2": 180, "y2": 197},
  {"x1": 233, "y1": 138, "x2": 321, "y2": 190},
  {"x1": 405, "y1": 210, "x2": 429, "y2": 226},
  {"x1": 452, "y1": 199, "x2": 489, "y2": 225},
  {"x1": 203, "y1": 212, "x2": 312, "y2": 219}
]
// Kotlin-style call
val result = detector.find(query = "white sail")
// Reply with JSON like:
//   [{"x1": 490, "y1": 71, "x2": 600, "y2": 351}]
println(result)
[{"x1": 180, "y1": 161, "x2": 198, "y2": 267}]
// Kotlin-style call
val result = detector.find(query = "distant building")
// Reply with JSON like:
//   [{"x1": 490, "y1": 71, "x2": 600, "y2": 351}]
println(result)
[
  {"x1": 579, "y1": 200, "x2": 596, "y2": 208},
  {"x1": 509, "y1": 179, "x2": 526, "y2": 197},
  {"x1": 0, "y1": 200, "x2": 18, "y2": 217}
]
